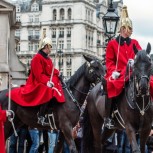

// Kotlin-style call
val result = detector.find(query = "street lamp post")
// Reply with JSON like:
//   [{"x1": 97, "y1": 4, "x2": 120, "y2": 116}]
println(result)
[
  {"x1": 102, "y1": 0, "x2": 120, "y2": 41},
  {"x1": 102, "y1": 0, "x2": 120, "y2": 65}
]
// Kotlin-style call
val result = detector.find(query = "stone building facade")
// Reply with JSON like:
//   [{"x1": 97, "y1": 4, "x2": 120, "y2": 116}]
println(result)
[
  {"x1": 9, "y1": 0, "x2": 122, "y2": 79},
  {"x1": 0, "y1": 0, "x2": 26, "y2": 90}
]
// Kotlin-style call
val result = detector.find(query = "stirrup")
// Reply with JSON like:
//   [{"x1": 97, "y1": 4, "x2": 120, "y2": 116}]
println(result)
[
  {"x1": 104, "y1": 118, "x2": 115, "y2": 129},
  {"x1": 37, "y1": 116, "x2": 49, "y2": 126}
]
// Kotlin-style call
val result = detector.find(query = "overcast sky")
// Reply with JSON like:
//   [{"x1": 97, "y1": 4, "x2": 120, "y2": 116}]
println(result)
[{"x1": 117, "y1": 0, "x2": 153, "y2": 52}]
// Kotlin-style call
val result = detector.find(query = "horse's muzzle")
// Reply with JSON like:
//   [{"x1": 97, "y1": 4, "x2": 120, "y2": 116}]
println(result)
[{"x1": 139, "y1": 86, "x2": 148, "y2": 95}]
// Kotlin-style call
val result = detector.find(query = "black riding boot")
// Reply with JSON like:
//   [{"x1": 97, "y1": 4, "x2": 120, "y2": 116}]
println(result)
[
  {"x1": 104, "y1": 96, "x2": 115, "y2": 129},
  {"x1": 102, "y1": 79, "x2": 115, "y2": 129},
  {"x1": 37, "y1": 103, "x2": 49, "y2": 126}
]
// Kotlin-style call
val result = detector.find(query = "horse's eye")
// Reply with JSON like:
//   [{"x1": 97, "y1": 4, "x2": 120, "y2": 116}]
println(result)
[{"x1": 89, "y1": 69, "x2": 93, "y2": 73}]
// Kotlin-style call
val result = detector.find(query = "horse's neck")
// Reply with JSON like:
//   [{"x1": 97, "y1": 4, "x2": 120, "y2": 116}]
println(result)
[{"x1": 71, "y1": 76, "x2": 90, "y2": 104}]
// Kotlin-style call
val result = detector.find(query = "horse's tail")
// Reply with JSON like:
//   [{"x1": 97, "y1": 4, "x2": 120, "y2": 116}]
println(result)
[{"x1": 82, "y1": 106, "x2": 94, "y2": 153}]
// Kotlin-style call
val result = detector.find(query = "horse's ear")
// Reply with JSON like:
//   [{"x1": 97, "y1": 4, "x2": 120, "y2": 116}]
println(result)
[
  {"x1": 133, "y1": 44, "x2": 138, "y2": 54},
  {"x1": 146, "y1": 42, "x2": 151, "y2": 55},
  {"x1": 83, "y1": 54, "x2": 93, "y2": 62}
]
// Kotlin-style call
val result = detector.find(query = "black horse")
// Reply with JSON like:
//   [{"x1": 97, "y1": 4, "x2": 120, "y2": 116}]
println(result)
[
  {"x1": 82, "y1": 43, "x2": 153, "y2": 153},
  {"x1": 0, "y1": 54, "x2": 104, "y2": 153}
]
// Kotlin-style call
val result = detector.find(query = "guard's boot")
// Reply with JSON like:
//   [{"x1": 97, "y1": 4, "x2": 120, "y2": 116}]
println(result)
[
  {"x1": 37, "y1": 115, "x2": 46, "y2": 126},
  {"x1": 104, "y1": 96, "x2": 115, "y2": 129},
  {"x1": 37, "y1": 113, "x2": 49, "y2": 126},
  {"x1": 37, "y1": 103, "x2": 49, "y2": 126}
]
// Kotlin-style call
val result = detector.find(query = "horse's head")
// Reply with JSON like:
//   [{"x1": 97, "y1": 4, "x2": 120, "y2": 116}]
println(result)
[
  {"x1": 83, "y1": 54, "x2": 105, "y2": 84},
  {"x1": 133, "y1": 43, "x2": 152, "y2": 95}
]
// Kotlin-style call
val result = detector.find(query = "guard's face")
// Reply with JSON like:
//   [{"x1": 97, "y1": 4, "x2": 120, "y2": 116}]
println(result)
[
  {"x1": 125, "y1": 26, "x2": 133, "y2": 37},
  {"x1": 48, "y1": 45, "x2": 52, "y2": 54},
  {"x1": 45, "y1": 44, "x2": 52, "y2": 54}
]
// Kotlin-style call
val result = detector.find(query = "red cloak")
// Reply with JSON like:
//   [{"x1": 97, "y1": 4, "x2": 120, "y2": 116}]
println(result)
[
  {"x1": 0, "y1": 106, "x2": 6, "y2": 153},
  {"x1": 10, "y1": 52, "x2": 65, "y2": 106},
  {"x1": 105, "y1": 38, "x2": 142, "y2": 98}
]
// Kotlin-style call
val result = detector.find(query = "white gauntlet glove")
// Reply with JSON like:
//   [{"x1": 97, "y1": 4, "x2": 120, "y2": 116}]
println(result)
[
  {"x1": 128, "y1": 59, "x2": 134, "y2": 67},
  {"x1": 47, "y1": 81, "x2": 54, "y2": 88},
  {"x1": 111, "y1": 71, "x2": 120, "y2": 80}
]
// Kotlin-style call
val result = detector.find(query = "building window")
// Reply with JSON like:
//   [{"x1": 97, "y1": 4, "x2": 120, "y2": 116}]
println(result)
[
  {"x1": 35, "y1": 43, "x2": 39, "y2": 51},
  {"x1": 29, "y1": 43, "x2": 33, "y2": 51},
  {"x1": 91, "y1": 11, "x2": 93, "y2": 22},
  {"x1": 31, "y1": 3, "x2": 39, "y2": 12},
  {"x1": 35, "y1": 30, "x2": 39, "y2": 39},
  {"x1": 59, "y1": 28, "x2": 64, "y2": 38},
  {"x1": 89, "y1": 31, "x2": 93, "y2": 47},
  {"x1": 16, "y1": 15, "x2": 20, "y2": 22},
  {"x1": 29, "y1": 15, "x2": 39, "y2": 22},
  {"x1": 29, "y1": 15, "x2": 33, "y2": 22},
  {"x1": 67, "y1": 69, "x2": 72, "y2": 78},
  {"x1": 16, "y1": 6, "x2": 21, "y2": 12},
  {"x1": 28, "y1": 29, "x2": 33, "y2": 36},
  {"x1": 86, "y1": 8, "x2": 92, "y2": 22},
  {"x1": 67, "y1": 27, "x2": 71, "y2": 37},
  {"x1": 52, "y1": 41, "x2": 56, "y2": 49},
  {"x1": 59, "y1": 40, "x2": 64, "y2": 49},
  {"x1": 34, "y1": 15, "x2": 39, "y2": 22},
  {"x1": 88, "y1": 10, "x2": 90, "y2": 21},
  {"x1": 28, "y1": 29, "x2": 39, "y2": 40},
  {"x1": 52, "y1": 28, "x2": 56, "y2": 38},
  {"x1": 86, "y1": 9, "x2": 88, "y2": 20},
  {"x1": 29, "y1": 42, "x2": 38, "y2": 51},
  {"x1": 68, "y1": 8, "x2": 72, "y2": 20},
  {"x1": 60, "y1": 8, "x2": 65, "y2": 20},
  {"x1": 66, "y1": 56, "x2": 72, "y2": 65},
  {"x1": 15, "y1": 30, "x2": 20, "y2": 37},
  {"x1": 35, "y1": 30, "x2": 39, "y2": 36},
  {"x1": 86, "y1": 30, "x2": 90, "y2": 48},
  {"x1": 53, "y1": 9, "x2": 57, "y2": 21},
  {"x1": 67, "y1": 40, "x2": 71, "y2": 50},
  {"x1": 16, "y1": 42, "x2": 20, "y2": 52}
]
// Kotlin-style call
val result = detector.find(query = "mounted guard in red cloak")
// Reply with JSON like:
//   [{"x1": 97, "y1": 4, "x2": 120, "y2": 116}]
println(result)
[{"x1": 10, "y1": 31, "x2": 65, "y2": 125}]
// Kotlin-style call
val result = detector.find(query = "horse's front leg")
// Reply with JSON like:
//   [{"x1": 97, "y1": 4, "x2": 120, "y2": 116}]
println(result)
[
  {"x1": 62, "y1": 125, "x2": 78, "y2": 153},
  {"x1": 139, "y1": 128, "x2": 151, "y2": 153},
  {"x1": 57, "y1": 107, "x2": 78, "y2": 153},
  {"x1": 101, "y1": 127, "x2": 115, "y2": 153},
  {"x1": 54, "y1": 131, "x2": 64, "y2": 153},
  {"x1": 125, "y1": 125, "x2": 140, "y2": 153}
]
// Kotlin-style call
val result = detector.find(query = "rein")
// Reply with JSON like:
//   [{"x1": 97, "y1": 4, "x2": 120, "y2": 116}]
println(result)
[
  {"x1": 72, "y1": 86, "x2": 88, "y2": 95},
  {"x1": 62, "y1": 81, "x2": 81, "y2": 110},
  {"x1": 62, "y1": 80, "x2": 94, "y2": 113}
]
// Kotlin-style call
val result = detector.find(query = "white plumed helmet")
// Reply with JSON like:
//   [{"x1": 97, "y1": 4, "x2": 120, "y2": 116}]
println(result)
[
  {"x1": 39, "y1": 37, "x2": 52, "y2": 50},
  {"x1": 118, "y1": 5, "x2": 132, "y2": 31}
]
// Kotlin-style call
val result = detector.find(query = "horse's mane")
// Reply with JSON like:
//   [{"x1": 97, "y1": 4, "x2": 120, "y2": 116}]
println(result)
[{"x1": 66, "y1": 63, "x2": 86, "y2": 87}]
